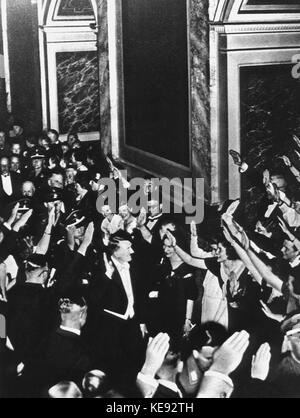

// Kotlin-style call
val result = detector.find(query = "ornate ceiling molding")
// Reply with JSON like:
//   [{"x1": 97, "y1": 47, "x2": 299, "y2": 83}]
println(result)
[
  {"x1": 212, "y1": 22, "x2": 300, "y2": 33},
  {"x1": 41, "y1": 0, "x2": 97, "y2": 26}
]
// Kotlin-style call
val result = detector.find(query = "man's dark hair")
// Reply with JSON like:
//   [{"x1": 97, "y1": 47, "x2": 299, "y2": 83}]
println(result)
[
  {"x1": 107, "y1": 231, "x2": 133, "y2": 255},
  {"x1": 219, "y1": 239, "x2": 239, "y2": 261},
  {"x1": 75, "y1": 171, "x2": 90, "y2": 190},
  {"x1": 68, "y1": 132, "x2": 79, "y2": 141}
]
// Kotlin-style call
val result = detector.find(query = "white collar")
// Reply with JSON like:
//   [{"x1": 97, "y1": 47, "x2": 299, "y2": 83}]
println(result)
[
  {"x1": 60, "y1": 325, "x2": 81, "y2": 336},
  {"x1": 111, "y1": 256, "x2": 130, "y2": 272},
  {"x1": 148, "y1": 213, "x2": 163, "y2": 222}
]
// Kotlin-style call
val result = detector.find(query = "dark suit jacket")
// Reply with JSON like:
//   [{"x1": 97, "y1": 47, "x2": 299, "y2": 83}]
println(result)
[
  {"x1": 21, "y1": 328, "x2": 92, "y2": 397},
  {"x1": 6, "y1": 283, "x2": 58, "y2": 363},
  {"x1": 89, "y1": 259, "x2": 146, "y2": 323}
]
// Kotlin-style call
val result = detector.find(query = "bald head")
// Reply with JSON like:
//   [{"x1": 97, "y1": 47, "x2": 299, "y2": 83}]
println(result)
[
  {"x1": 0, "y1": 157, "x2": 10, "y2": 175},
  {"x1": 22, "y1": 181, "x2": 36, "y2": 198}
]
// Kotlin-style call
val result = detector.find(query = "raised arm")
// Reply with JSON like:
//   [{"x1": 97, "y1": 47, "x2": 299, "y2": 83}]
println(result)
[
  {"x1": 166, "y1": 230, "x2": 207, "y2": 269},
  {"x1": 137, "y1": 333, "x2": 170, "y2": 398},
  {"x1": 136, "y1": 209, "x2": 153, "y2": 244},
  {"x1": 35, "y1": 208, "x2": 55, "y2": 255},
  {"x1": 197, "y1": 331, "x2": 250, "y2": 398},
  {"x1": 0, "y1": 263, "x2": 7, "y2": 302},
  {"x1": 247, "y1": 248, "x2": 283, "y2": 294},
  {"x1": 222, "y1": 222, "x2": 263, "y2": 286},
  {"x1": 190, "y1": 221, "x2": 213, "y2": 259},
  {"x1": 78, "y1": 222, "x2": 95, "y2": 257},
  {"x1": 12, "y1": 209, "x2": 33, "y2": 233}
]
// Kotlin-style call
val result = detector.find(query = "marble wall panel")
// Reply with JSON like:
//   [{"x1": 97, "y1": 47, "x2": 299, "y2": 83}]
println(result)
[
  {"x1": 190, "y1": 0, "x2": 211, "y2": 199},
  {"x1": 57, "y1": 51, "x2": 100, "y2": 135},
  {"x1": 97, "y1": 0, "x2": 111, "y2": 154},
  {"x1": 240, "y1": 64, "x2": 300, "y2": 227}
]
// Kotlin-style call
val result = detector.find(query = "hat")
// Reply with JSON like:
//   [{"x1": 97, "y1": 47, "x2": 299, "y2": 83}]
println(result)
[
  {"x1": 41, "y1": 187, "x2": 63, "y2": 203},
  {"x1": 25, "y1": 254, "x2": 48, "y2": 270},
  {"x1": 30, "y1": 146, "x2": 46, "y2": 159},
  {"x1": 65, "y1": 210, "x2": 87, "y2": 229}
]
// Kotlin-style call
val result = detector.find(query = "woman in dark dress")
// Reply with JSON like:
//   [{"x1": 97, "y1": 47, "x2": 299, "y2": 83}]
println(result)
[
  {"x1": 150, "y1": 233, "x2": 198, "y2": 353},
  {"x1": 167, "y1": 230, "x2": 262, "y2": 334},
  {"x1": 73, "y1": 171, "x2": 98, "y2": 223}
]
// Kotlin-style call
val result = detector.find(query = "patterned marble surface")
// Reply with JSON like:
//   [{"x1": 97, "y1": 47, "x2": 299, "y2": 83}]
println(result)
[
  {"x1": 57, "y1": 0, "x2": 94, "y2": 17},
  {"x1": 57, "y1": 51, "x2": 100, "y2": 134},
  {"x1": 240, "y1": 64, "x2": 300, "y2": 227},
  {"x1": 190, "y1": 0, "x2": 211, "y2": 199},
  {"x1": 241, "y1": 64, "x2": 300, "y2": 171},
  {"x1": 97, "y1": 0, "x2": 111, "y2": 155}
]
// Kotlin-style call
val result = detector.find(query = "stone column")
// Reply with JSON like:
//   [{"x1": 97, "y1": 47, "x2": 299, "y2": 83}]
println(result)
[
  {"x1": 189, "y1": 0, "x2": 211, "y2": 201},
  {"x1": 97, "y1": 0, "x2": 111, "y2": 155}
]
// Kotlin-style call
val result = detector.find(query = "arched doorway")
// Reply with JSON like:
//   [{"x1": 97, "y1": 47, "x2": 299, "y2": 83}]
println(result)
[{"x1": 38, "y1": 0, "x2": 100, "y2": 142}]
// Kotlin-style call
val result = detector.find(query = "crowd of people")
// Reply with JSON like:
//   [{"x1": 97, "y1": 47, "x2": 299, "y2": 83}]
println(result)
[{"x1": 1, "y1": 120, "x2": 300, "y2": 398}]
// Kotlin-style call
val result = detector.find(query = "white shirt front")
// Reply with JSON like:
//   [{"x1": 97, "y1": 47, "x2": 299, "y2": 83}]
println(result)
[
  {"x1": 146, "y1": 213, "x2": 163, "y2": 231},
  {"x1": 2, "y1": 174, "x2": 12, "y2": 196},
  {"x1": 60, "y1": 326, "x2": 81, "y2": 336},
  {"x1": 106, "y1": 257, "x2": 135, "y2": 320}
]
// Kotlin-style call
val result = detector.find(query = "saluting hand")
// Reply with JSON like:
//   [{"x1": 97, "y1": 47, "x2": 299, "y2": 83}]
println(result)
[{"x1": 103, "y1": 252, "x2": 114, "y2": 279}]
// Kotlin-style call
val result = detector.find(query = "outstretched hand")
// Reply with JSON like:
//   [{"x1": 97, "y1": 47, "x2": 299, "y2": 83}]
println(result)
[
  {"x1": 263, "y1": 170, "x2": 270, "y2": 187},
  {"x1": 7, "y1": 203, "x2": 20, "y2": 226},
  {"x1": 251, "y1": 343, "x2": 271, "y2": 381},
  {"x1": 240, "y1": 229, "x2": 250, "y2": 251},
  {"x1": 209, "y1": 330, "x2": 250, "y2": 375},
  {"x1": 226, "y1": 200, "x2": 240, "y2": 217},
  {"x1": 0, "y1": 263, "x2": 7, "y2": 302},
  {"x1": 223, "y1": 225, "x2": 234, "y2": 245},
  {"x1": 280, "y1": 155, "x2": 292, "y2": 168},
  {"x1": 13, "y1": 209, "x2": 33, "y2": 232},
  {"x1": 166, "y1": 230, "x2": 177, "y2": 247},
  {"x1": 141, "y1": 333, "x2": 170, "y2": 378},
  {"x1": 137, "y1": 208, "x2": 147, "y2": 228},
  {"x1": 190, "y1": 221, "x2": 198, "y2": 237},
  {"x1": 47, "y1": 207, "x2": 56, "y2": 228},
  {"x1": 83, "y1": 222, "x2": 95, "y2": 246},
  {"x1": 260, "y1": 300, "x2": 284, "y2": 323}
]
